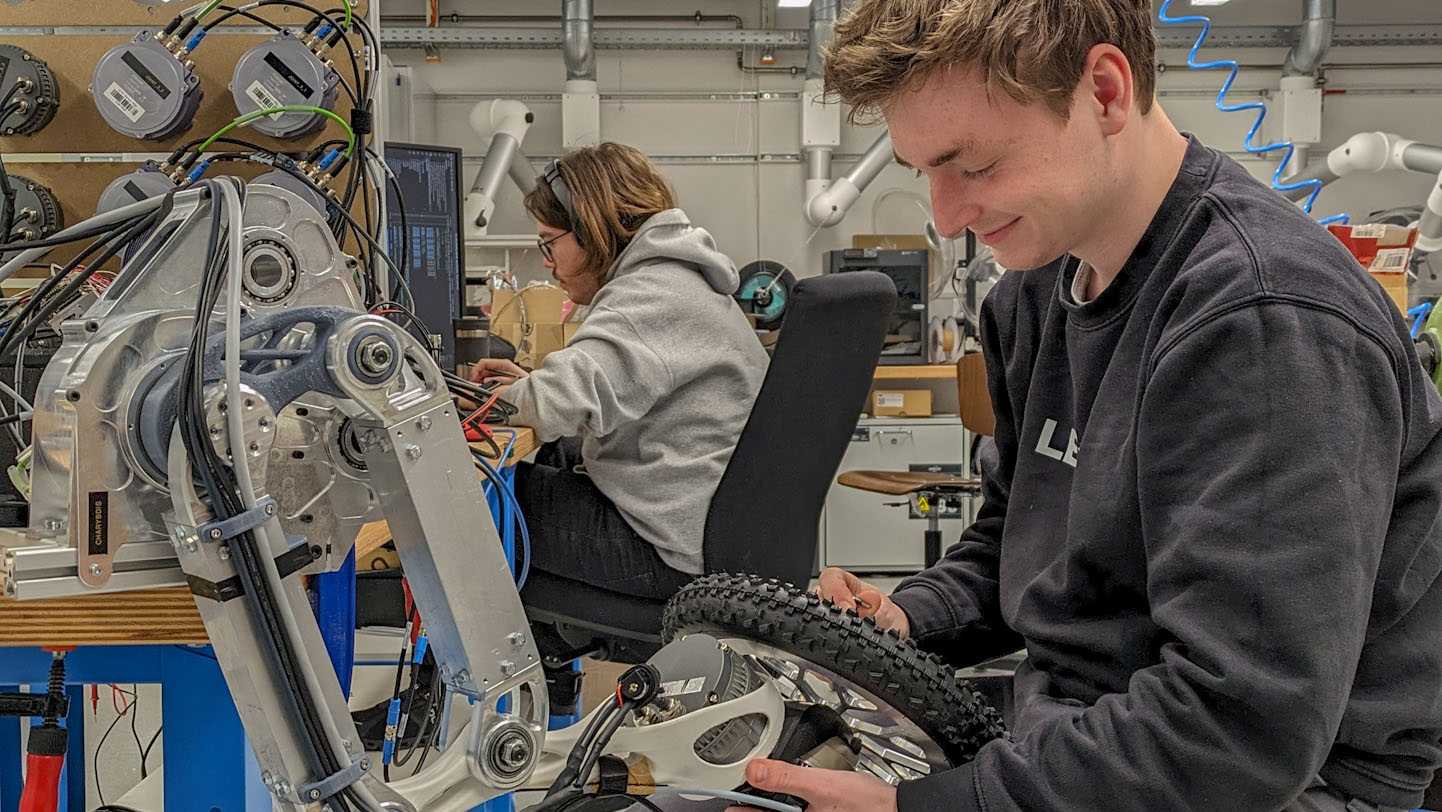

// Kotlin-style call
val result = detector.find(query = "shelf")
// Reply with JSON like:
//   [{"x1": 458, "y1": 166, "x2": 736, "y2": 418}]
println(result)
[{"x1": 873, "y1": 364, "x2": 957, "y2": 381}]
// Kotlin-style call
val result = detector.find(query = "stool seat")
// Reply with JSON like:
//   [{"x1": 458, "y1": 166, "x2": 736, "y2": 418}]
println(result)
[{"x1": 837, "y1": 469, "x2": 981, "y2": 496}]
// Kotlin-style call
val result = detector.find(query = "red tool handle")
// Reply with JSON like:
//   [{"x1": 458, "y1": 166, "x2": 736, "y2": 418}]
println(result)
[{"x1": 19, "y1": 726, "x2": 66, "y2": 812}]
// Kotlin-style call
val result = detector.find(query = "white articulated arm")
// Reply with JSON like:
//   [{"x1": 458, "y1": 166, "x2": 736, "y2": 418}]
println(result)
[
  {"x1": 465, "y1": 100, "x2": 535, "y2": 238},
  {"x1": 806, "y1": 132, "x2": 894, "y2": 228}
]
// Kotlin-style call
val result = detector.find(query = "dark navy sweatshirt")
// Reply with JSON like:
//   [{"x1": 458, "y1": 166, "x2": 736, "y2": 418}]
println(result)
[{"x1": 891, "y1": 136, "x2": 1442, "y2": 811}]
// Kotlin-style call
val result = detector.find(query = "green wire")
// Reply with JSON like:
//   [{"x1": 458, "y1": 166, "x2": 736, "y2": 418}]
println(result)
[
  {"x1": 198, "y1": 106, "x2": 355, "y2": 155},
  {"x1": 196, "y1": 0, "x2": 351, "y2": 30}
]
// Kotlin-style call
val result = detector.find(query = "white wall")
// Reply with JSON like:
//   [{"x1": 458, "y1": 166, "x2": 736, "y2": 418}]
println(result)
[{"x1": 382, "y1": 0, "x2": 1442, "y2": 295}]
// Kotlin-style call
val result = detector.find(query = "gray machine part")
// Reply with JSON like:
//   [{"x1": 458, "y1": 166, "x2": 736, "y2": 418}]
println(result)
[
  {"x1": 1, "y1": 182, "x2": 370, "y2": 597},
  {"x1": 97, "y1": 162, "x2": 178, "y2": 215},
  {"x1": 251, "y1": 169, "x2": 331, "y2": 219},
  {"x1": 229, "y1": 31, "x2": 340, "y2": 140},
  {"x1": 90, "y1": 33, "x2": 203, "y2": 140},
  {"x1": 0, "y1": 174, "x2": 63, "y2": 249},
  {"x1": 0, "y1": 44, "x2": 60, "y2": 136},
  {"x1": 647, "y1": 634, "x2": 771, "y2": 766}
]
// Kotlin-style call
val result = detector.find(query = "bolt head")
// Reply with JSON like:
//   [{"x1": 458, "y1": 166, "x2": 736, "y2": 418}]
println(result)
[
  {"x1": 405, "y1": 444, "x2": 422, "y2": 460},
  {"x1": 497, "y1": 660, "x2": 516, "y2": 677},
  {"x1": 265, "y1": 504, "x2": 276, "y2": 515},
  {"x1": 88, "y1": 563, "x2": 102, "y2": 577},
  {"x1": 507, "y1": 632, "x2": 526, "y2": 648},
  {"x1": 209, "y1": 528, "x2": 223, "y2": 539}
]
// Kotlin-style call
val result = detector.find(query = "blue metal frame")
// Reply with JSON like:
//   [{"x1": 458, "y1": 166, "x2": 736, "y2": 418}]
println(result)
[{"x1": 0, "y1": 461, "x2": 539, "y2": 811}]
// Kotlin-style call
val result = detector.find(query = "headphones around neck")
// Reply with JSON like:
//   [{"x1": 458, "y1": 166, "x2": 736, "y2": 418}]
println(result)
[{"x1": 540, "y1": 158, "x2": 578, "y2": 231}]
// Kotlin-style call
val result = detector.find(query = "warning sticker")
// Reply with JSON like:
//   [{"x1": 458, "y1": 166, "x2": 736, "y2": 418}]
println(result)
[
  {"x1": 246, "y1": 80, "x2": 286, "y2": 120},
  {"x1": 104, "y1": 82, "x2": 146, "y2": 123},
  {"x1": 659, "y1": 677, "x2": 706, "y2": 698},
  {"x1": 876, "y1": 393, "x2": 904, "y2": 408}
]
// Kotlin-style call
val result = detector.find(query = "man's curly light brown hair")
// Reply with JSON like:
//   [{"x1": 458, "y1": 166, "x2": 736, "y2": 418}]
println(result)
[{"x1": 823, "y1": 0, "x2": 1158, "y2": 124}]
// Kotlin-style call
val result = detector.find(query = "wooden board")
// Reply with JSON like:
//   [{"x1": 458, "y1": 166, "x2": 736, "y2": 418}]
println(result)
[
  {"x1": 0, "y1": 1, "x2": 370, "y2": 31},
  {"x1": 0, "y1": 34, "x2": 363, "y2": 156},
  {"x1": 873, "y1": 364, "x2": 957, "y2": 380},
  {"x1": 0, "y1": 587, "x2": 205, "y2": 647},
  {"x1": 0, "y1": 428, "x2": 539, "y2": 646}
]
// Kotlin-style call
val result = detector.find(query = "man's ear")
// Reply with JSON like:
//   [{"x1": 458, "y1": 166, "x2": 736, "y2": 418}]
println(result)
[{"x1": 1083, "y1": 43, "x2": 1135, "y2": 137}]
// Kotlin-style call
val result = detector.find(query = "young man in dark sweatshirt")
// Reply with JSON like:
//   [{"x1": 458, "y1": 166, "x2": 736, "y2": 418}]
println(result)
[{"x1": 739, "y1": 1, "x2": 1442, "y2": 811}]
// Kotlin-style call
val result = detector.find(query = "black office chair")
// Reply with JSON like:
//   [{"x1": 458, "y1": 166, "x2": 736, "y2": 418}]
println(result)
[{"x1": 521, "y1": 270, "x2": 898, "y2": 666}]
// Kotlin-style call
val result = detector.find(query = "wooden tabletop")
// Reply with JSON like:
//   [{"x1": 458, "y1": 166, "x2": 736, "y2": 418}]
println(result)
[
  {"x1": 0, "y1": 427, "x2": 539, "y2": 648},
  {"x1": 837, "y1": 469, "x2": 981, "y2": 496}
]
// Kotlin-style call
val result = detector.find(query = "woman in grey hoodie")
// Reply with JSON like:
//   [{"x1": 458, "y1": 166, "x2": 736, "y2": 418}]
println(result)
[{"x1": 470, "y1": 143, "x2": 769, "y2": 610}]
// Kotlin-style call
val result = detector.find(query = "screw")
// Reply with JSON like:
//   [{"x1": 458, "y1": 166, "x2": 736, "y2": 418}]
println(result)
[
  {"x1": 43, "y1": 518, "x2": 61, "y2": 532},
  {"x1": 308, "y1": 789, "x2": 321, "y2": 800},
  {"x1": 264, "y1": 503, "x2": 275, "y2": 515},
  {"x1": 218, "y1": 545, "x2": 229, "y2": 561},
  {"x1": 417, "y1": 416, "x2": 433, "y2": 432},
  {"x1": 89, "y1": 563, "x2": 102, "y2": 577},
  {"x1": 65, "y1": 390, "x2": 80, "y2": 402},
  {"x1": 184, "y1": 539, "x2": 198, "y2": 554},
  {"x1": 405, "y1": 444, "x2": 422, "y2": 460},
  {"x1": 248, "y1": 441, "x2": 260, "y2": 453},
  {"x1": 507, "y1": 632, "x2": 526, "y2": 648},
  {"x1": 497, "y1": 660, "x2": 515, "y2": 677},
  {"x1": 261, "y1": 771, "x2": 272, "y2": 784},
  {"x1": 209, "y1": 528, "x2": 222, "y2": 539},
  {"x1": 209, "y1": 426, "x2": 221, "y2": 437}
]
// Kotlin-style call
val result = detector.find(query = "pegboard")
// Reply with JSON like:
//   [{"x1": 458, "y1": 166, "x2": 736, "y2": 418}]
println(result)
[
  {"x1": 0, "y1": 1, "x2": 369, "y2": 28},
  {"x1": 0, "y1": 34, "x2": 365, "y2": 154}
]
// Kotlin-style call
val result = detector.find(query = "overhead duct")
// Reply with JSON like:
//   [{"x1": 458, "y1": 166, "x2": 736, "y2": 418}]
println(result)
[
  {"x1": 464, "y1": 99, "x2": 536, "y2": 239},
  {"x1": 562, "y1": 0, "x2": 600, "y2": 147},
  {"x1": 1283, "y1": 0, "x2": 1336, "y2": 77},
  {"x1": 801, "y1": 0, "x2": 847, "y2": 227}
]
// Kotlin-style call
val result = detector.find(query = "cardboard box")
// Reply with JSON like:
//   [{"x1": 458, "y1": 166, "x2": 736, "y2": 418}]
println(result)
[
  {"x1": 873, "y1": 389, "x2": 932, "y2": 417},
  {"x1": 488, "y1": 285, "x2": 577, "y2": 368},
  {"x1": 1328, "y1": 223, "x2": 1417, "y2": 312}
]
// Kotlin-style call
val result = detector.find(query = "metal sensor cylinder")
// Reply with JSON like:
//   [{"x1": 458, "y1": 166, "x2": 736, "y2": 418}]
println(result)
[
  {"x1": 90, "y1": 34, "x2": 203, "y2": 140},
  {"x1": 229, "y1": 32, "x2": 340, "y2": 140}
]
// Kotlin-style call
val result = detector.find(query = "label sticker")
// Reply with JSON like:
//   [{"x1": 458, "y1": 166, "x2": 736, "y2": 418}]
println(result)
[
  {"x1": 264, "y1": 50, "x2": 315, "y2": 98},
  {"x1": 876, "y1": 393, "x2": 904, "y2": 408},
  {"x1": 87, "y1": 491, "x2": 109, "y2": 556},
  {"x1": 121, "y1": 49, "x2": 170, "y2": 99},
  {"x1": 104, "y1": 82, "x2": 146, "y2": 123},
  {"x1": 1374, "y1": 248, "x2": 1410, "y2": 272},
  {"x1": 246, "y1": 80, "x2": 286, "y2": 120},
  {"x1": 659, "y1": 677, "x2": 707, "y2": 697},
  {"x1": 1353, "y1": 224, "x2": 1389, "y2": 239}
]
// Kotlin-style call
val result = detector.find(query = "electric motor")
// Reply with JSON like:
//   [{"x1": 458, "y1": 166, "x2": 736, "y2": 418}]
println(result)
[
  {"x1": 250, "y1": 169, "x2": 330, "y2": 219},
  {"x1": 1, "y1": 175, "x2": 63, "y2": 258},
  {"x1": 230, "y1": 31, "x2": 340, "y2": 140},
  {"x1": 90, "y1": 32, "x2": 203, "y2": 140},
  {"x1": 0, "y1": 45, "x2": 60, "y2": 136},
  {"x1": 97, "y1": 162, "x2": 178, "y2": 215}
]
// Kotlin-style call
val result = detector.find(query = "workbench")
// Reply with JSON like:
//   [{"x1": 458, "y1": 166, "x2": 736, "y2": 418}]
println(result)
[{"x1": 0, "y1": 426, "x2": 538, "y2": 811}]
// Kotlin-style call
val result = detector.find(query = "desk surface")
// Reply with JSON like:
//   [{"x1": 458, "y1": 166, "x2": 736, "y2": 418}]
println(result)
[{"x1": 0, "y1": 427, "x2": 538, "y2": 648}]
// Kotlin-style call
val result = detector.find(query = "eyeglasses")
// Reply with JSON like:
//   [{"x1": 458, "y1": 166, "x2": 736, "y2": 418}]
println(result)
[{"x1": 538, "y1": 231, "x2": 571, "y2": 263}]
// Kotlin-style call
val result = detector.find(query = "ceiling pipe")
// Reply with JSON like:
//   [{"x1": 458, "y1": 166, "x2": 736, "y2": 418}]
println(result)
[
  {"x1": 562, "y1": 0, "x2": 596, "y2": 82},
  {"x1": 1283, "y1": 0, "x2": 1336, "y2": 77}
]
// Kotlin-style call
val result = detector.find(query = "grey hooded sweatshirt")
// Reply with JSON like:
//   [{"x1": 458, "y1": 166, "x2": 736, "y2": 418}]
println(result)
[{"x1": 505, "y1": 209, "x2": 769, "y2": 574}]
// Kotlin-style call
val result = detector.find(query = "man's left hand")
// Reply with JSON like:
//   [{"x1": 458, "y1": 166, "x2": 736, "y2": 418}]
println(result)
[{"x1": 726, "y1": 759, "x2": 899, "y2": 812}]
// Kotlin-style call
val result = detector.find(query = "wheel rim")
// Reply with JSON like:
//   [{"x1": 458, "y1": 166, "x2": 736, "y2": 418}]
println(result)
[{"x1": 716, "y1": 637, "x2": 951, "y2": 785}]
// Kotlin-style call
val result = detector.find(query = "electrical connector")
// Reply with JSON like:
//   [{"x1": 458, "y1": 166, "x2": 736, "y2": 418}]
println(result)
[
  {"x1": 316, "y1": 147, "x2": 343, "y2": 172},
  {"x1": 184, "y1": 27, "x2": 207, "y2": 53},
  {"x1": 186, "y1": 159, "x2": 212, "y2": 184}
]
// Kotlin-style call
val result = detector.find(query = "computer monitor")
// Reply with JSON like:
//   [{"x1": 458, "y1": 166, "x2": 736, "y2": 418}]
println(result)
[{"x1": 383, "y1": 142, "x2": 465, "y2": 371}]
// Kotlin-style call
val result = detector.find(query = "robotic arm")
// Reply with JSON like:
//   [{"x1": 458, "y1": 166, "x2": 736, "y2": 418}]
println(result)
[
  {"x1": 464, "y1": 100, "x2": 538, "y2": 239},
  {"x1": 1284, "y1": 131, "x2": 1442, "y2": 253}
]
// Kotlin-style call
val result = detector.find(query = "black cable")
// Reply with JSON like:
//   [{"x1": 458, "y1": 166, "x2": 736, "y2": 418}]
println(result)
[
  {"x1": 0, "y1": 216, "x2": 149, "y2": 254},
  {"x1": 370, "y1": 148, "x2": 410, "y2": 283},
  {"x1": 129, "y1": 686, "x2": 145, "y2": 774},
  {"x1": 0, "y1": 99, "x2": 21, "y2": 241},
  {"x1": 141, "y1": 724, "x2": 163, "y2": 778},
  {"x1": 93, "y1": 701, "x2": 133, "y2": 805}
]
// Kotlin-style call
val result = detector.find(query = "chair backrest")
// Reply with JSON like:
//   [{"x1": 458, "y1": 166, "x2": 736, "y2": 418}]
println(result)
[{"x1": 703, "y1": 271, "x2": 897, "y2": 584}]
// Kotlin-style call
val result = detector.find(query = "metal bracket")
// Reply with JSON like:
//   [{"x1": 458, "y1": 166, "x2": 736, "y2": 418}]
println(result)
[
  {"x1": 197, "y1": 497, "x2": 278, "y2": 543},
  {"x1": 292, "y1": 754, "x2": 371, "y2": 804},
  {"x1": 186, "y1": 538, "x2": 320, "y2": 603}
]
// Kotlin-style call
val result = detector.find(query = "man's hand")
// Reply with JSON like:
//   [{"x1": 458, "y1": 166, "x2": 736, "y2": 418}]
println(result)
[
  {"x1": 727, "y1": 759, "x2": 898, "y2": 812},
  {"x1": 815, "y1": 567, "x2": 911, "y2": 639},
  {"x1": 467, "y1": 357, "x2": 530, "y2": 388}
]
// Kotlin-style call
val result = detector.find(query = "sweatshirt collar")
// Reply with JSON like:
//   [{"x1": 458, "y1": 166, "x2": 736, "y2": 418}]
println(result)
[{"x1": 1059, "y1": 134, "x2": 1219, "y2": 324}]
